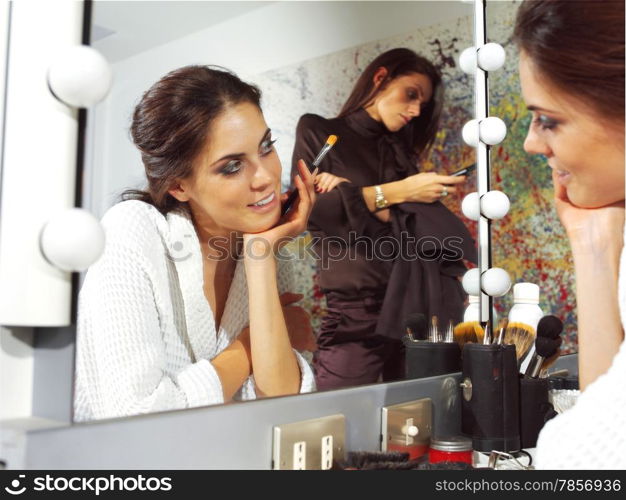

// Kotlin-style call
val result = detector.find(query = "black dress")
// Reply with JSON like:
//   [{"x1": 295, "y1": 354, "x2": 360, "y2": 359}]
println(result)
[{"x1": 291, "y1": 109, "x2": 476, "y2": 390}]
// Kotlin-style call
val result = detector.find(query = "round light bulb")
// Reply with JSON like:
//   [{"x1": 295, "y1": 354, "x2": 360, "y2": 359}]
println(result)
[
  {"x1": 482, "y1": 268, "x2": 512, "y2": 297},
  {"x1": 462, "y1": 268, "x2": 481, "y2": 296},
  {"x1": 459, "y1": 47, "x2": 476, "y2": 75},
  {"x1": 480, "y1": 190, "x2": 511, "y2": 219},
  {"x1": 477, "y1": 43, "x2": 506, "y2": 71},
  {"x1": 462, "y1": 119, "x2": 480, "y2": 148},
  {"x1": 40, "y1": 208, "x2": 105, "y2": 272},
  {"x1": 48, "y1": 45, "x2": 113, "y2": 108},
  {"x1": 462, "y1": 192, "x2": 480, "y2": 221},
  {"x1": 479, "y1": 117, "x2": 507, "y2": 145}
]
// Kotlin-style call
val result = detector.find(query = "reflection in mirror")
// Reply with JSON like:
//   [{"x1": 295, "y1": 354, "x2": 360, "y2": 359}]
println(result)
[
  {"x1": 77, "y1": 0, "x2": 477, "y2": 422},
  {"x1": 485, "y1": 0, "x2": 577, "y2": 354}
]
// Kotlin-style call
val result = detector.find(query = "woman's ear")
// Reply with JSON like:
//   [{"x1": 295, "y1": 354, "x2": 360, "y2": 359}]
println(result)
[
  {"x1": 168, "y1": 181, "x2": 191, "y2": 202},
  {"x1": 372, "y1": 67, "x2": 389, "y2": 88}
]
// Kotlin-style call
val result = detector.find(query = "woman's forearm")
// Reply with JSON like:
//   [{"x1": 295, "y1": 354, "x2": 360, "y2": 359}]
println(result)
[
  {"x1": 211, "y1": 337, "x2": 252, "y2": 401},
  {"x1": 244, "y1": 252, "x2": 300, "y2": 397},
  {"x1": 361, "y1": 181, "x2": 403, "y2": 222},
  {"x1": 572, "y1": 242, "x2": 624, "y2": 390}
]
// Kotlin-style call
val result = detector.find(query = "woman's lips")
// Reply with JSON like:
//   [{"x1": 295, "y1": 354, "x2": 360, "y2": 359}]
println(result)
[
  {"x1": 400, "y1": 114, "x2": 410, "y2": 125},
  {"x1": 553, "y1": 168, "x2": 572, "y2": 185},
  {"x1": 247, "y1": 191, "x2": 278, "y2": 213}
]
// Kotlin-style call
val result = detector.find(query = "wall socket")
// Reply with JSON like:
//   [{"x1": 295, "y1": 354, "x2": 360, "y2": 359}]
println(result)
[{"x1": 272, "y1": 414, "x2": 345, "y2": 470}]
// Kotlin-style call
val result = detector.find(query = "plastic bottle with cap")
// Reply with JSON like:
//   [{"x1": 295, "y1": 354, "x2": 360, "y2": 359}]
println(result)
[
  {"x1": 508, "y1": 283, "x2": 544, "y2": 372},
  {"x1": 463, "y1": 294, "x2": 498, "y2": 323}
]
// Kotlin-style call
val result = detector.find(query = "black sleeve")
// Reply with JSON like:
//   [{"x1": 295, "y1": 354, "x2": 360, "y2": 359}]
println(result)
[{"x1": 291, "y1": 114, "x2": 391, "y2": 241}]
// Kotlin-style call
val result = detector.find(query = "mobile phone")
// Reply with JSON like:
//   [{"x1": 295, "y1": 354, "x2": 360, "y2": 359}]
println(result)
[{"x1": 450, "y1": 163, "x2": 476, "y2": 177}]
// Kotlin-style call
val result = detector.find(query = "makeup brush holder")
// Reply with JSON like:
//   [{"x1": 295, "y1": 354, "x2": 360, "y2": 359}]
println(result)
[
  {"x1": 461, "y1": 343, "x2": 520, "y2": 453},
  {"x1": 519, "y1": 377, "x2": 558, "y2": 448},
  {"x1": 403, "y1": 339, "x2": 462, "y2": 379}
]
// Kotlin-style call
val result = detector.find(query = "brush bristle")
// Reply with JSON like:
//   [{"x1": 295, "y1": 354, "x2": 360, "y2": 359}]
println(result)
[
  {"x1": 327, "y1": 135, "x2": 338, "y2": 146},
  {"x1": 503, "y1": 322, "x2": 536, "y2": 360},
  {"x1": 453, "y1": 321, "x2": 480, "y2": 347}
]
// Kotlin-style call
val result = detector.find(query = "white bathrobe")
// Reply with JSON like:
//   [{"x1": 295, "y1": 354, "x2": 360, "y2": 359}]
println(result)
[
  {"x1": 536, "y1": 227, "x2": 626, "y2": 469},
  {"x1": 74, "y1": 200, "x2": 315, "y2": 422}
]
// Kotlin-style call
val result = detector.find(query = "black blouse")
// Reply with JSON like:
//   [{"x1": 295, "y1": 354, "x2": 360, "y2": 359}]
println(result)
[
  {"x1": 291, "y1": 109, "x2": 411, "y2": 297},
  {"x1": 291, "y1": 109, "x2": 476, "y2": 337}
]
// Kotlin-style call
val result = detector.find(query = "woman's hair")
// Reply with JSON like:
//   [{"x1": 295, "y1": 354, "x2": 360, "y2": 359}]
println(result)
[
  {"x1": 338, "y1": 48, "x2": 443, "y2": 159},
  {"x1": 513, "y1": 0, "x2": 624, "y2": 122},
  {"x1": 123, "y1": 65, "x2": 262, "y2": 214}
]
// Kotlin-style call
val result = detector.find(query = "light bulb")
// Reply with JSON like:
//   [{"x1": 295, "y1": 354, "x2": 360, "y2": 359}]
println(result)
[
  {"x1": 462, "y1": 119, "x2": 480, "y2": 147},
  {"x1": 480, "y1": 190, "x2": 510, "y2": 219},
  {"x1": 482, "y1": 268, "x2": 512, "y2": 297},
  {"x1": 462, "y1": 192, "x2": 480, "y2": 221},
  {"x1": 40, "y1": 208, "x2": 105, "y2": 272},
  {"x1": 462, "y1": 268, "x2": 481, "y2": 296},
  {"x1": 479, "y1": 117, "x2": 507, "y2": 145},
  {"x1": 459, "y1": 47, "x2": 477, "y2": 75},
  {"x1": 477, "y1": 43, "x2": 506, "y2": 71},
  {"x1": 48, "y1": 45, "x2": 113, "y2": 108}
]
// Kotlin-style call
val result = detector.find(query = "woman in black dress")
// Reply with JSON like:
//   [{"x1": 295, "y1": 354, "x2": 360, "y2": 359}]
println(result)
[{"x1": 292, "y1": 48, "x2": 476, "y2": 390}]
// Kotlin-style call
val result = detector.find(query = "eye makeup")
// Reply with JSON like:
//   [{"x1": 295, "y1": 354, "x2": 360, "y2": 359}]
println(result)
[{"x1": 214, "y1": 128, "x2": 276, "y2": 176}]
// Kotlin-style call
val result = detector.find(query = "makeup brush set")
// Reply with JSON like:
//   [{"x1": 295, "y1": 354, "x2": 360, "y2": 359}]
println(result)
[
  {"x1": 403, "y1": 311, "x2": 567, "y2": 453},
  {"x1": 461, "y1": 315, "x2": 565, "y2": 453}
]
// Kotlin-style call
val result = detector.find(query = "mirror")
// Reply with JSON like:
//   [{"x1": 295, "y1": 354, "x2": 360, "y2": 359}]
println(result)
[
  {"x1": 78, "y1": 0, "x2": 477, "y2": 422},
  {"x1": 485, "y1": 0, "x2": 576, "y2": 354}
]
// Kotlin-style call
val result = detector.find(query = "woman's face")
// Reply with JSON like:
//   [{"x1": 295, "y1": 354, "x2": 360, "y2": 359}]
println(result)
[
  {"x1": 519, "y1": 51, "x2": 625, "y2": 208},
  {"x1": 366, "y1": 71, "x2": 433, "y2": 132},
  {"x1": 170, "y1": 101, "x2": 282, "y2": 237}
]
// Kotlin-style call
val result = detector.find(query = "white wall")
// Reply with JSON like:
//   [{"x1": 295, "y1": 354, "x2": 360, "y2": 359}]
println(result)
[{"x1": 88, "y1": 1, "x2": 473, "y2": 217}]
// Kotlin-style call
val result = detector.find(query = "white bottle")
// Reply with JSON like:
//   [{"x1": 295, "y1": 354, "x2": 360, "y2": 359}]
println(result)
[
  {"x1": 463, "y1": 294, "x2": 498, "y2": 323},
  {"x1": 508, "y1": 283, "x2": 544, "y2": 372}
]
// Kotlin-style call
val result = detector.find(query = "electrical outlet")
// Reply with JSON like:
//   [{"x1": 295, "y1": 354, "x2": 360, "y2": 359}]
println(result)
[
  {"x1": 293, "y1": 441, "x2": 306, "y2": 470},
  {"x1": 381, "y1": 398, "x2": 432, "y2": 458},
  {"x1": 321, "y1": 435, "x2": 333, "y2": 470},
  {"x1": 272, "y1": 414, "x2": 345, "y2": 470}
]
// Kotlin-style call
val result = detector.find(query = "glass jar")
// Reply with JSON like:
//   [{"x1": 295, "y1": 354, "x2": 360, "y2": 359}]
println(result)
[{"x1": 428, "y1": 437, "x2": 473, "y2": 464}]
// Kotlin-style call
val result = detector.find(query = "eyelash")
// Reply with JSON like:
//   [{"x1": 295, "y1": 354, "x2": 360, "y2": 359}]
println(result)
[
  {"x1": 220, "y1": 137, "x2": 277, "y2": 176},
  {"x1": 533, "y1": 115, "x2": 558, "y2": 131}
]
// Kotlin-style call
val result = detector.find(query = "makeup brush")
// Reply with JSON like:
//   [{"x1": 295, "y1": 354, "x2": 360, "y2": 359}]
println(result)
[
  {"x1": 453, "y1": 321, "x2": 482, "y2": 347},
  {"x1": 281, "y1": 134, "x2": 338, "y2": 216},
  {"x1": 404, "y1": 313, "x2": 428, "y2": 342},
  {"x1": 524, "y1": 315, "x2": 564, "y2": 378},
  {"x1": 481, "y1": 322, "x2": 492, "y2": 345},
  {"x1": 429, "y1": 315, "x2": 440, "y2": 343},
  {"x1": 444, "y1": 320, "x2": 455, "y2": 343},
  {"x1": 503, "y1": 322, "x2": 536, "y2": 363},
  {"x1": 495, "y1": 318, "x2": 508, "y2": 345}
]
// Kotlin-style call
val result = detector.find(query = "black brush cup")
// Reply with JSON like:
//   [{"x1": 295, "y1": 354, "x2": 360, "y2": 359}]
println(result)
[
  {"x1": 461, "y1": 343, "x2": 520, "y2": 453},
  {"x1": 403, "y1": 340, "x2": 462, "y2": 379},
  {"x1": 520, "y1": 377, "x2": 558, "y2": 448}
]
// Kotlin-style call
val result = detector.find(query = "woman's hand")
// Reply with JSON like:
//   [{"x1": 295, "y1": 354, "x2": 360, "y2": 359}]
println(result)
[
  {"x1": 392, "y1": 172, "x2": 466, "y2": 204},
  {"x1": 243, "y1": 159, "x2": 316, "y2": 259},
  {"x1": 315, "y1": 172, "x2": 351, "y2": 193},
  {"x1": 280, "y1": 292, "x2": 317, "y2": 352},
  {"x1": 552, "y1": 170, "x2": 625, "y2": 255}
]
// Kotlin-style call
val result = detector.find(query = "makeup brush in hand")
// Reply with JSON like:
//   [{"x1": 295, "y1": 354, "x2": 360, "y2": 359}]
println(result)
[
  {"x1": 282, "y1": 134, "x2": 338, "y2": 216},
  {"x1": 404, "y1": 313, "x2": 428, "y2": 342},
  {"x1": 524, "y1": 315, "x2": 564, "y2": 378}
]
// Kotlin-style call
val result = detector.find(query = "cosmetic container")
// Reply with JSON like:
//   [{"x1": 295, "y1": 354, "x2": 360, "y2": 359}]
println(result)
[{"x1": 428, "y1": 437, "x2": 473, "y2": 465}]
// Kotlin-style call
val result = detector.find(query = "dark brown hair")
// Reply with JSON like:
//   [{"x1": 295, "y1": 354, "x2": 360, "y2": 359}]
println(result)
[
  {"x1": 338, "y1": 48, "x2": 443, "y2": 159},
  {"x1": 513, "y1": 0, "x2": 624, "y2": 121},
  {"x1": 123, "y1": 65, "x2": 262, "y2": 213}
]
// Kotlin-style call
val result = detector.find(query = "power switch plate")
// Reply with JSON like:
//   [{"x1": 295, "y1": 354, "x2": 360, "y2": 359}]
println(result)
[
  {"x1": 272, "y1": 414, "x2": 345, "y2": 470},
  {"x1": 381, "y1": 398, "x2": 432, "y2": 455}
]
